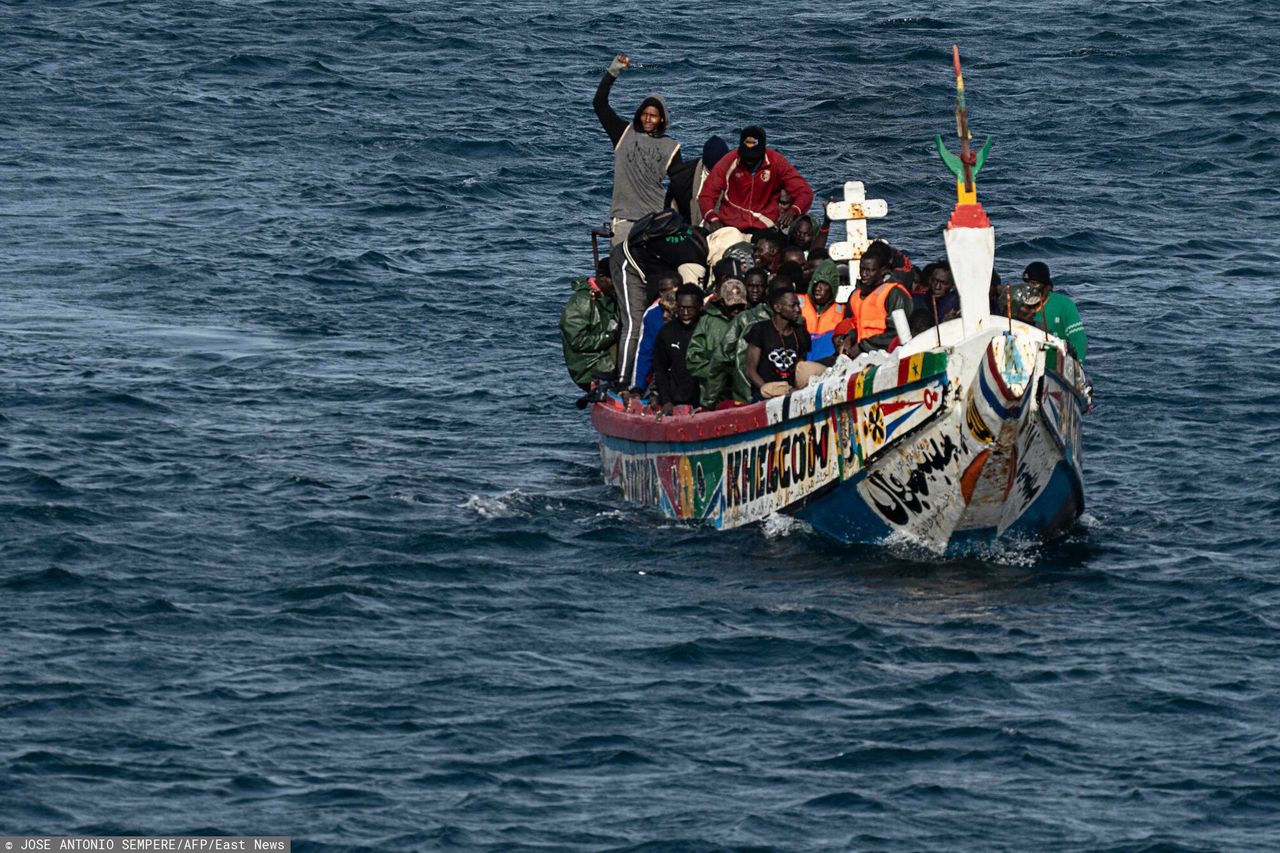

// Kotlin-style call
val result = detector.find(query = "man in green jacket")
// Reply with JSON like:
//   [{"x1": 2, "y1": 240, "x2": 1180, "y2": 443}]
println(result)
[
  {"x1": 686, "y1": 278, "x2": 748, "y2": 408},
  {"x1": 1021, "y1": 261, "x2": 1087, "y2": 366},
  {"x1": 560, "y1": 260, "x2": 621, "y2": 390},
  {"x1": 719, "y1": 285, "x2": 778, "y2": 403}
]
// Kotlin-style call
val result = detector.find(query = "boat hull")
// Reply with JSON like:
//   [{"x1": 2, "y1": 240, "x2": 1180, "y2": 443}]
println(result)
[{"x1": 593, "y1": 323, "x2": 1089, "y2": 555}]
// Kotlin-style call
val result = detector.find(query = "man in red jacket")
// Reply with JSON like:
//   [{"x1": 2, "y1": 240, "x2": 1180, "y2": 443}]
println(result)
[{"x1": 697, "y1": 126, "x2": 814, "y2": 234}]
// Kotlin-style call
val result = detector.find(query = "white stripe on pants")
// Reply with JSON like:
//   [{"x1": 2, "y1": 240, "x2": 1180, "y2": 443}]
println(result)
[{"x1": 611, "y1": 242, "x2": 647, "y2": 388}]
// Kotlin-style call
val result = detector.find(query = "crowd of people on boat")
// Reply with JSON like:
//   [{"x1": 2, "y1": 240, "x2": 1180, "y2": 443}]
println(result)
[{"x1": 561, "y1": 55, "x2": 1087, "y2": 413}]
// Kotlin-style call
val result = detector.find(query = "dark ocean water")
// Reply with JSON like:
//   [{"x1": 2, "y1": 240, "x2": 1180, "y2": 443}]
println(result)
[{"x1": 3, "y1": 1, "x2": 1280, "y2": 850}]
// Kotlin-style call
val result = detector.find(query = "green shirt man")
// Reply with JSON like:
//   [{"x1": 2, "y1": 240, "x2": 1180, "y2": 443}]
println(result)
[{"x1": 1023, "y1": 261, "x2": 1086, "y2": 369}]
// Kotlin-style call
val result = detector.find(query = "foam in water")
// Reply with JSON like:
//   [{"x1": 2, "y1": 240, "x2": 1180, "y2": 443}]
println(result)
[
  {"x1": 459, "y1": 490, "x2": 534, "y2": 519},
  {"x1": 761, "y1": 513, "x2": 813, "y2": 539}
]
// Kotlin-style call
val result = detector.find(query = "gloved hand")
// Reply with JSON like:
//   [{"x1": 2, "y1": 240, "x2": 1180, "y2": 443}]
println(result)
[{"x1": 608, "y1": 55, "x2": 629, "y2": 77}]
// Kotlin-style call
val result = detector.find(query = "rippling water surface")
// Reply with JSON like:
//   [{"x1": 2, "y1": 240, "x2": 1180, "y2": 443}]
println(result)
[{"x1": 3, "y1": 1, "x2": 1280, "y2": 850}]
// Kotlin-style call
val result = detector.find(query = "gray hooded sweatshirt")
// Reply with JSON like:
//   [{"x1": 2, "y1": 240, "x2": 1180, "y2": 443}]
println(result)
[{"x1": 610, "y1": 94, "x2": 680, "y2": 223}]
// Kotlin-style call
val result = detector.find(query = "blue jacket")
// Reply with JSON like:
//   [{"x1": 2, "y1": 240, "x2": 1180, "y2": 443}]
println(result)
[{"x1": 632, "y1": 301, "x2": 667, "y2": 392}]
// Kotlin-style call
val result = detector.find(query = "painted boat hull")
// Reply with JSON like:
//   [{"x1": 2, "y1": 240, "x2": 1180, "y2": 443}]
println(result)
[{"x1": 592, "y1": 320, "x2": 1089, "y2": 555}]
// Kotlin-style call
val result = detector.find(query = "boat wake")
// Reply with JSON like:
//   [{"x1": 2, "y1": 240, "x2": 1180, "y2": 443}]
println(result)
[{"x1": 761, "y1": 512, "x2": 814, "y2": 539}]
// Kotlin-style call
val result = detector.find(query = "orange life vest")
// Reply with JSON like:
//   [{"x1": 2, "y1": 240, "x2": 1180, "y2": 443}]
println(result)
[
  {"x1": 848, "y1": 281, "x2": 910, "y2": 342},
  {"x1": 798, "y1": 294, "x2": 843, "y2": 339}
]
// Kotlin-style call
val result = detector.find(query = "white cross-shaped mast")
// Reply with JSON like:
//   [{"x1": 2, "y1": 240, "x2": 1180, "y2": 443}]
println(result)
[{"x1": 826, "y1": 181, "x2": 888, "y2": 303}]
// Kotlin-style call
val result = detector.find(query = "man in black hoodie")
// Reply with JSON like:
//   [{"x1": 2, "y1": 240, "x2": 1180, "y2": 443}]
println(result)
[{"x1": 594, "y1": 53, "x2": 683, "y2": 387}]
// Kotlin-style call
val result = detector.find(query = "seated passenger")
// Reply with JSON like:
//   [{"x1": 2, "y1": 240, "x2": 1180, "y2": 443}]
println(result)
[
  {"x1": 1022, "y1": 261, "x2": 1087, "y2": 364},
  {"x1": 745, "y1": 285, "x2": 825, "y2": 399},
  {"x1": 711, "y1": 256, "x2": 746, "y2": 292},
  {"x1": 652, "y1": 284, "x2": 705, "y2": 413},
  {"x1": 743, "y1": 266, "x2": 769, "y2": 307},
  {"x1": 629, "y1": 270, "x2": 681, "y2": 393},
  {"x1": 686, "y1": 278, "x2": 748, "y2": 408},
  {"x1": 752, "y1": 229, "x2": 786, "y2": 274},
  {"x1": 773, "y1": 259, "x2": 807, "y2": 294},
  {"x1": 798, "y1": 259, "x2": 844, "y2": 361},
  {"x1": 698, "y1": 126, "x2": 815, "y2": 233},
  {"x1": 720, "y1": 276, "x2": 785, "y2": 402},
  {"x1": 665, "y1": 135, "x2": 730, "y2": 227},
  {"x1": 559, "y1": 259, "x2": 620, "y2": 391},
  {"x1": 788, "y1": 208, "x2": 830, "y2": 257},
  {"x1": 832, "y1": 318, "x2": 860, "y2": 361},
  {"x1": 781, "y1": 245, "x2": 807, "y2": 270},
  {"x1": 848, "y1": 241, "x2": 913, "y2": 353},
  {"x1": 910, "y1": 260, "x2": 959, "y2": 333},
  {"x1": 803, "y1": 244, "x2": 830, "y2": 278}
]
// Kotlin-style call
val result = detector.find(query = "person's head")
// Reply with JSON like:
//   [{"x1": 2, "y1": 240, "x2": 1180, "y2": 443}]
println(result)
[
  {"x1": 738, "y1": 125, "x2": 766, "y2": 170},
  {"x1": 701, "y1": 135, "x2": 730, "y2": 170},
  {"x1": 634, "y1": 96, "x2": 668, "y2": 135},
  {"x1": 832, "y1": 317, "x2": 857, "y2": 356},
  {"x1": 782, "y1": 246, "x2": 806, "y2": 269},
  {"x1": 744, "y1": 267, "x2": 769, "y2": 305},
  {"x1": 656, "y1": 270, "x2": 681, "y2": 313},
  {"x1": 803, "y1": 244, "x2": 829, "y2": 277},
  {"x1": 928, "y1": 262, "x2": 954, "y2": 299},
  {"x1": 809, "y1": 259, "x2": 838, "y2": 307},
  {"x1": 1008, "y1": 275, "x2": 1046, "y2": 321},
  {"x1": 674, "y1": 283, "x2": 704, "y2": 327},
  {"x1": 753, "y1": 230, "x2": 785, "y2": 268},
  {"x1": 859, "y1": 241, "x2": 892, "y2": 289},
  {"x1": 594, "y1": 258, "x2": 614, "y2": 296},
  {"x1": 769, "y1": 284, "x2": 801, "y2": 326},
  {"x1": 916, "y1": 262, "x2": 937, "y2": 294},
  {"x1": 718, "y1": 277, "x2": 748, "y2": 318},
  {"x1": 775, "y1": 260, "x2": 805, "y2": 291},
  {"x1": 1023, "y1": 261, "x2": 1053, "y2": 291},
  {"x1": 712, "y1": 257, "x2": 741, "y2": 286},
  {"x1": 789, "y1": 214, "x2": 816, "y2": 251}
]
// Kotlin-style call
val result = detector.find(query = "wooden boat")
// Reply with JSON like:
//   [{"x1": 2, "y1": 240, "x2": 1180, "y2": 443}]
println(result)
[{"x1": 589, "y1": 48, "x2": 1090, "y2": 554}]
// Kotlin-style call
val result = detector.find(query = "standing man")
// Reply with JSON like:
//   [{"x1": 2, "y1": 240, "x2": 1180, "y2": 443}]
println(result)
[
  {"x1": 594, "y1": 54, "x2": 682, "y2": 388},
  {"x1": 848, "y1": 241, "x2": 913, "y2": 353},
  {"x1": 697, "y1": 126, "x2": 813, "y2": 234}
]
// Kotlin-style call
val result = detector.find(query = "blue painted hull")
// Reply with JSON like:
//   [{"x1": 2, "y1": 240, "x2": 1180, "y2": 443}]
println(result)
[{"x1": 797, "y1": 457, "x2": 1084, "y2": 553}]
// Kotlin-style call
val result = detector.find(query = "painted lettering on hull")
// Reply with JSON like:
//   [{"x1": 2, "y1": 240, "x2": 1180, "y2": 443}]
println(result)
[{"x1": 725, "y1": 422, "x2": 832, "y2": 510}]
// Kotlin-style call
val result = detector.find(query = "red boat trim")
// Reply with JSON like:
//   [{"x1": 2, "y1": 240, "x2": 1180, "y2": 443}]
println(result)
[{"x1": 591, "y1": 400, "x2": 771, "y2": 443}]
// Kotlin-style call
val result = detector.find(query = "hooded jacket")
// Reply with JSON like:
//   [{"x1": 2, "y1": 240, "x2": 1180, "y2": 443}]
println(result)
[
  {"x1": 560, "y1": 276, "x2": 620, "y2": 388},
  {"x1": 697, "y1": 147, "x2": 814, "y2": 231},
  {"x1": 594, "y1": 74, "x2": 681, "y2": 223},
  {"x1": 718, "y1": 302, "x2": 773, "y2": 403},
  {"x1": 798, "y1": 259, "x2": 844, "y2": 361},
  {"x1": 685, "y1": 300, "x2": 737, "y2": 408}
]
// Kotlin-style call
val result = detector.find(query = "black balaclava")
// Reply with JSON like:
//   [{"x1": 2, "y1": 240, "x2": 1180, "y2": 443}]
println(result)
[{"x1": 738, "y1": 126, "x2": 766, "y2": 170}]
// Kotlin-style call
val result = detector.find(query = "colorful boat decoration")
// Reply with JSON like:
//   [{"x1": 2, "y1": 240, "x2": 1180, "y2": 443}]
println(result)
[{"x1": 590, "y1": 47, "x2": 1090, "y2": 554}]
